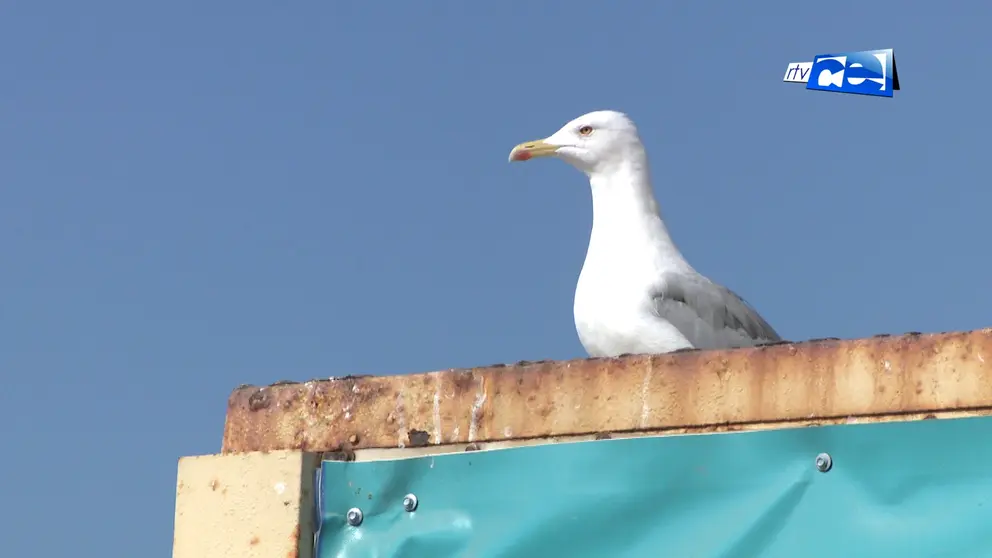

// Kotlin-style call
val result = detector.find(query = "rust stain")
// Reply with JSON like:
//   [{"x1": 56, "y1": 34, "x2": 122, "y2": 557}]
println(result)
[
  {"x1": 249, "y1": 535, "x2": 260, "y2": 546},
  {"x1": 467, "y1": 375, "x2": 488, "y2": 442},
  {"x1": 323, "y1": 444, "x2": 356, "y2": 462},
  {"x1": 221, "y1": 329, "x2": 992, "y2": 454},
  {"x1": 248, "y1": 388, "x2": 271, "y2": 411},
  {"x1": 408, "y1": 429, "x2": 430, "y2": 447},
  {"x1": 286, "y1": 524, "x2": 300, "y2": 558}
]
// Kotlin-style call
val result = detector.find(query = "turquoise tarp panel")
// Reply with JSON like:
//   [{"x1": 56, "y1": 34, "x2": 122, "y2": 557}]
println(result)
[{"x1": 316, "y1": 416, "x2": 992, "y2": 557}]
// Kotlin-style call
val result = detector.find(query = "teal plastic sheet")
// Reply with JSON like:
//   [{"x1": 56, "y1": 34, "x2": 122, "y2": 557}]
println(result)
[{"x1": 316, "y1": 416, "x2": 992, "y2": 557}]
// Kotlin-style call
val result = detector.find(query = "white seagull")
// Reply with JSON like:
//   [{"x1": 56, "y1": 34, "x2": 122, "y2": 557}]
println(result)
[{"x1": 509, "y1": 110, "x2": 782, "y2": 357}]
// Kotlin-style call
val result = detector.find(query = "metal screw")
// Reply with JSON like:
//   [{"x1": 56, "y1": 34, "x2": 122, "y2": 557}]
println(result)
[
  {"x1": 402, "y1": 493, "x2": 418, "y2": 512},
  {"x1": 346, "y1": 507, "x2": 363, "y2": 526},
  {"x1": 815, "y1": 452, "x2": 833, "y2": 472}
]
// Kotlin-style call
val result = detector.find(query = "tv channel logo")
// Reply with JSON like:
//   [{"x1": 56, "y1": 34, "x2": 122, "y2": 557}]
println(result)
[{"x1": 783, "y1": 48, "x2": 900, "y2": 98}]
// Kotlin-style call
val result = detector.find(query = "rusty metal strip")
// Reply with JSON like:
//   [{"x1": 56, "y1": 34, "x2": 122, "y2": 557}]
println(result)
[
  {"x1": 222, "y1": 329, "x2": 992, "y2": 454},
  {"x1": 340, "y1": 407, "x2": 992, "y2": 462}
]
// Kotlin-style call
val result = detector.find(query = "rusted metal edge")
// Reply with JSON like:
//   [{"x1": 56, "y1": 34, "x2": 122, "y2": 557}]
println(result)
[
  {"x1": 222, "y1": 328, "x2": 992, "y2": 454},
  {"x1": 337, "y1": 407, "x2": 992, "y2": 462}
]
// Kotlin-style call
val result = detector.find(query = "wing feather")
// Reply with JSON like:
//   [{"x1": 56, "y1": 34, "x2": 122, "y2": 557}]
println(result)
[{"x1": 650, "y1": 272, "x2": 782, "y2": 350}]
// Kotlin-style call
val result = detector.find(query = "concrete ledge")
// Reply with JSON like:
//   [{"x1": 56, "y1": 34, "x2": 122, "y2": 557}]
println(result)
[
  {"x1": 172, "y1": 450, "x2": 319, "y2": 558},
  {"x1": 222, "y1": 329, "x2": 992, "y2": 455}
]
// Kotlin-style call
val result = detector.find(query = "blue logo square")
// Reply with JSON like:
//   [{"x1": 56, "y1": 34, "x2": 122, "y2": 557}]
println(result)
[{"x1": 806, "y1": 49, "x2": 899, "y2": 98}]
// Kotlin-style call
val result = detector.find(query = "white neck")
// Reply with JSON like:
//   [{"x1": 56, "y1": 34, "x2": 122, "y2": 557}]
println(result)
[{"x1": 584, "y1": 157, "x2": 691, "y2": 272}]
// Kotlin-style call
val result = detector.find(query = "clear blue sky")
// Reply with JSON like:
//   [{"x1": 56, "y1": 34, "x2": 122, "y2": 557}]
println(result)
[{"x1": 2, "y1": 1, "x2": 988, "y2": 554}]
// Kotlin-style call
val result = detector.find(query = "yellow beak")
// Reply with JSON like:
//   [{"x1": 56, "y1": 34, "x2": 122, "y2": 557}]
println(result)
[{"x1": 508, "y1": 139, "x2": 558, "y2": 162}]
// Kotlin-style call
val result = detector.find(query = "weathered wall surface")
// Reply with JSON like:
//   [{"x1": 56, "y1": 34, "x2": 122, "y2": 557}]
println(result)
[
  {"x1": 173, "y1": 450, "x2": 319, "y2": 558},
  {"x1": 222, "y1": 329, "x2": 992, "y2": 456},
  {"x1": 176, "y1": 328, "x2": 992, "y2": 557}
]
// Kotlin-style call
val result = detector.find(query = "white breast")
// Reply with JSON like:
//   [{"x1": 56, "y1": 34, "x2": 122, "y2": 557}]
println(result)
[
  {"x1": 573, "y1": 241, "x2": 693, "y2": 357},
  {"x1": 567, "y1": 148, "x2": 698, "y2": 357}
]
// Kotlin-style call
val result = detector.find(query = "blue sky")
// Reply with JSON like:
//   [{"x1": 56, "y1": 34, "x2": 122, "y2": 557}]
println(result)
[{"x1": 2, "y1": 1, "x2": 989, "y2": 554}]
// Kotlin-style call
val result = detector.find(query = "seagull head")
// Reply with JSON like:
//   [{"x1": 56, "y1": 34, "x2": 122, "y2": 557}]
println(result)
[{"x1": 508, "y1": 110, "x2": 645, "y2": 176}]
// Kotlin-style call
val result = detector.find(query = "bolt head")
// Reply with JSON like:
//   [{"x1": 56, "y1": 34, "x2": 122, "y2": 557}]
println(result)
[
  {"x1": 402, "y1": 493, "x2": 418, "y2": 512},
  {"x1": 346, "y1": 507, "x2": 363, "y2": 526},
  {"x1": 815, "y1": 452, "x2": 833, "y2": 472}
]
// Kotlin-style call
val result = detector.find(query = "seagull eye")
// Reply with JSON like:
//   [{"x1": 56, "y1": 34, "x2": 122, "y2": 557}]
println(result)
[{"x1": 578, "y1": 125, "x2": 594, "y2": 136}]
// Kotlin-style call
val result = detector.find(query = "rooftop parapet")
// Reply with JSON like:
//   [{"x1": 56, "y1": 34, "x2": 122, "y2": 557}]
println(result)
[{"x1": 221, "y1": 329, "x2": 992, "y2": 459}]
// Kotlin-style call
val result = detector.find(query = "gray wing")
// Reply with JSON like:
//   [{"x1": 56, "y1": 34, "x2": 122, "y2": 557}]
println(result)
[{"x1": 650, "y1": 271, "x2": 782, "y2": 350}]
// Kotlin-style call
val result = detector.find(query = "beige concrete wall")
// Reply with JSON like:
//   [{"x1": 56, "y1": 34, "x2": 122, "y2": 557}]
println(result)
[{"x1": 173, "y1": 450, "x2": 319, "y2": 558}]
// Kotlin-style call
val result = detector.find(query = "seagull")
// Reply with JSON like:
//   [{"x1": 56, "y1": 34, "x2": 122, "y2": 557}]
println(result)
[{"x1": 508, "y1": 110, "x2": 782, "y2": 357}]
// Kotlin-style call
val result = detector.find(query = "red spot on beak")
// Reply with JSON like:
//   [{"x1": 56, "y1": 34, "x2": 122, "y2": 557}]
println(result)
[{"x1": 513, "y1": 151, "x2": 533, "y2": 161}]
